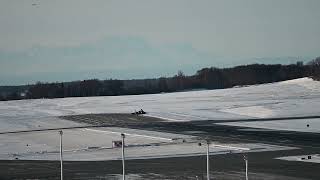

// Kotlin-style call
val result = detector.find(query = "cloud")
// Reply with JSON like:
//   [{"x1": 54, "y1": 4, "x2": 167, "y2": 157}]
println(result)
[
  {"x1": 1, "y1": 0, "x2": 319, "y2": 85},
  {"x1": 1, "y1": 0, "x2": 320, "y2": 57}
]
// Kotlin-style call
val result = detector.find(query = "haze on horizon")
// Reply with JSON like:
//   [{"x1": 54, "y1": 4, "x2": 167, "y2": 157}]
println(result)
[{"x1": 1, "y1": 0, "x2": 320, "y2": 85}]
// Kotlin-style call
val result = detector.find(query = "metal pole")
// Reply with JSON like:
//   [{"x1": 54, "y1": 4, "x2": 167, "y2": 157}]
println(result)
[
  {"x1": 244, "y1": 155, "x2": 248, "y2": 180},
  {"x1": 207, "y1": 140, "x2": 210, "y2": 180},
  {"x1": 59, "y1": 130, "x2": 63, "y2": 180},
  {"x1": 246, "y1": 159, "x2": 248, "y2": 180},
  {"x1": 121, "y1": 133, "x2": 126, "y2": 180}
]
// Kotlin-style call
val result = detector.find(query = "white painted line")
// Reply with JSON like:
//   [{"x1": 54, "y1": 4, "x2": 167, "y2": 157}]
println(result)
[
  {"x1": 211, "y1": 144, "x2": 250, "y2": 151},
  {"x1": 84, "y1": 128, "x2": 173, "y2": 141}
]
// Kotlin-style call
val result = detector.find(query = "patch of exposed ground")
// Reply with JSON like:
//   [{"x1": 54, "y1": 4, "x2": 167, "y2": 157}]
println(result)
[{"x1": 61, "y1": 113, "x2": 163, "y2": 127}]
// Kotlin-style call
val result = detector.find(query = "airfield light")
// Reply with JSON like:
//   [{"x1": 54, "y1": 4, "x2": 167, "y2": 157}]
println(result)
[{"x1": 121, "y1": 133, "x2": 126, "y2": 180}]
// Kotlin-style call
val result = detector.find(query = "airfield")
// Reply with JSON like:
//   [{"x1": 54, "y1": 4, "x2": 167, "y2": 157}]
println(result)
[{"x1": 0, "y1": 78, "x2": 319, "y2": 179}]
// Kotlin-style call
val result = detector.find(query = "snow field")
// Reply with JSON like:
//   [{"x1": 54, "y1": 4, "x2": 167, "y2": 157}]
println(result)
[{"x1": 0, "y1": 78, "x2": 319, "y2": 160}]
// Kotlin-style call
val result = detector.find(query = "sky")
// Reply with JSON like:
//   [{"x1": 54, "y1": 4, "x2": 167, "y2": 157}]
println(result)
[{"x1": 0, "y1": 0, "x2": 320, "y2": 85}]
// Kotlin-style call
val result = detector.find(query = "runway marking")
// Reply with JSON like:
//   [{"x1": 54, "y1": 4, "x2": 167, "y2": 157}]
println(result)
[
  {"x1": 210, "y1": 144, "x2": 250, "y2": 151},
  {"x1": 84, "y1": 128, "x2": 173, "y2": 141}
]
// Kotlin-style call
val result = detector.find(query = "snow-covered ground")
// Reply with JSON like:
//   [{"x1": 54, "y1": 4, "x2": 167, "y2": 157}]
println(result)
[
  {"x1": 0, "y1": 126, "x2": 295, "y2": 161},
  {"x1": 0, "y1": 78, "x2": 320, "y2": 127},
  {"x1": 277, "y1": 154, "x2": 320, "y2": 164},
  {"x1": 0, "y1": 77, "x2": 319, "y2": 132},
  {"x1": 0, "y1": 77, "x2": 319, "y2": 161}
]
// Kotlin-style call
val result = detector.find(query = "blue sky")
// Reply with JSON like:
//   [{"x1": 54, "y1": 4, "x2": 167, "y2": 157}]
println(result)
[{"x1": 0, "y1": 0, "x2": 319, "y2": 85}]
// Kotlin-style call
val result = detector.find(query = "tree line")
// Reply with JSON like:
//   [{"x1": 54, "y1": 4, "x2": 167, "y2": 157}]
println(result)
[{"x1": 1, "y1": 58, "x2": 319, "y2": 101}]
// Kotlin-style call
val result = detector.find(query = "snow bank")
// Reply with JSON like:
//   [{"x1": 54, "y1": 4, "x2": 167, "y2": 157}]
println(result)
[{"x1": 278, "y1": 77, "x2": 319, "y2": 91}]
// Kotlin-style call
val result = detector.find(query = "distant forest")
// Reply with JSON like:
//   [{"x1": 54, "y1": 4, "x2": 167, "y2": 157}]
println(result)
[{"x1": 1, "y1": 57, "x2": 320, "y2": 101}]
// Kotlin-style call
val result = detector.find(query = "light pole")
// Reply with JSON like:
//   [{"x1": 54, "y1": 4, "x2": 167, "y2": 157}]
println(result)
[
  {"x1": 243, "y1": 154, "x2": 248, "y2": 180},
  {"x1": 121, "y1": 133, "x2": 126, "y2": 180},
  {"x1": 59, "y1": 130, "x2": 63, "y2": 180},
  {"x1": 198, "y1": 140, "x2": 211, "y2": 180},
  {"x1": 206, "y1": 140, "x2": 210, "y2": 180}
]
